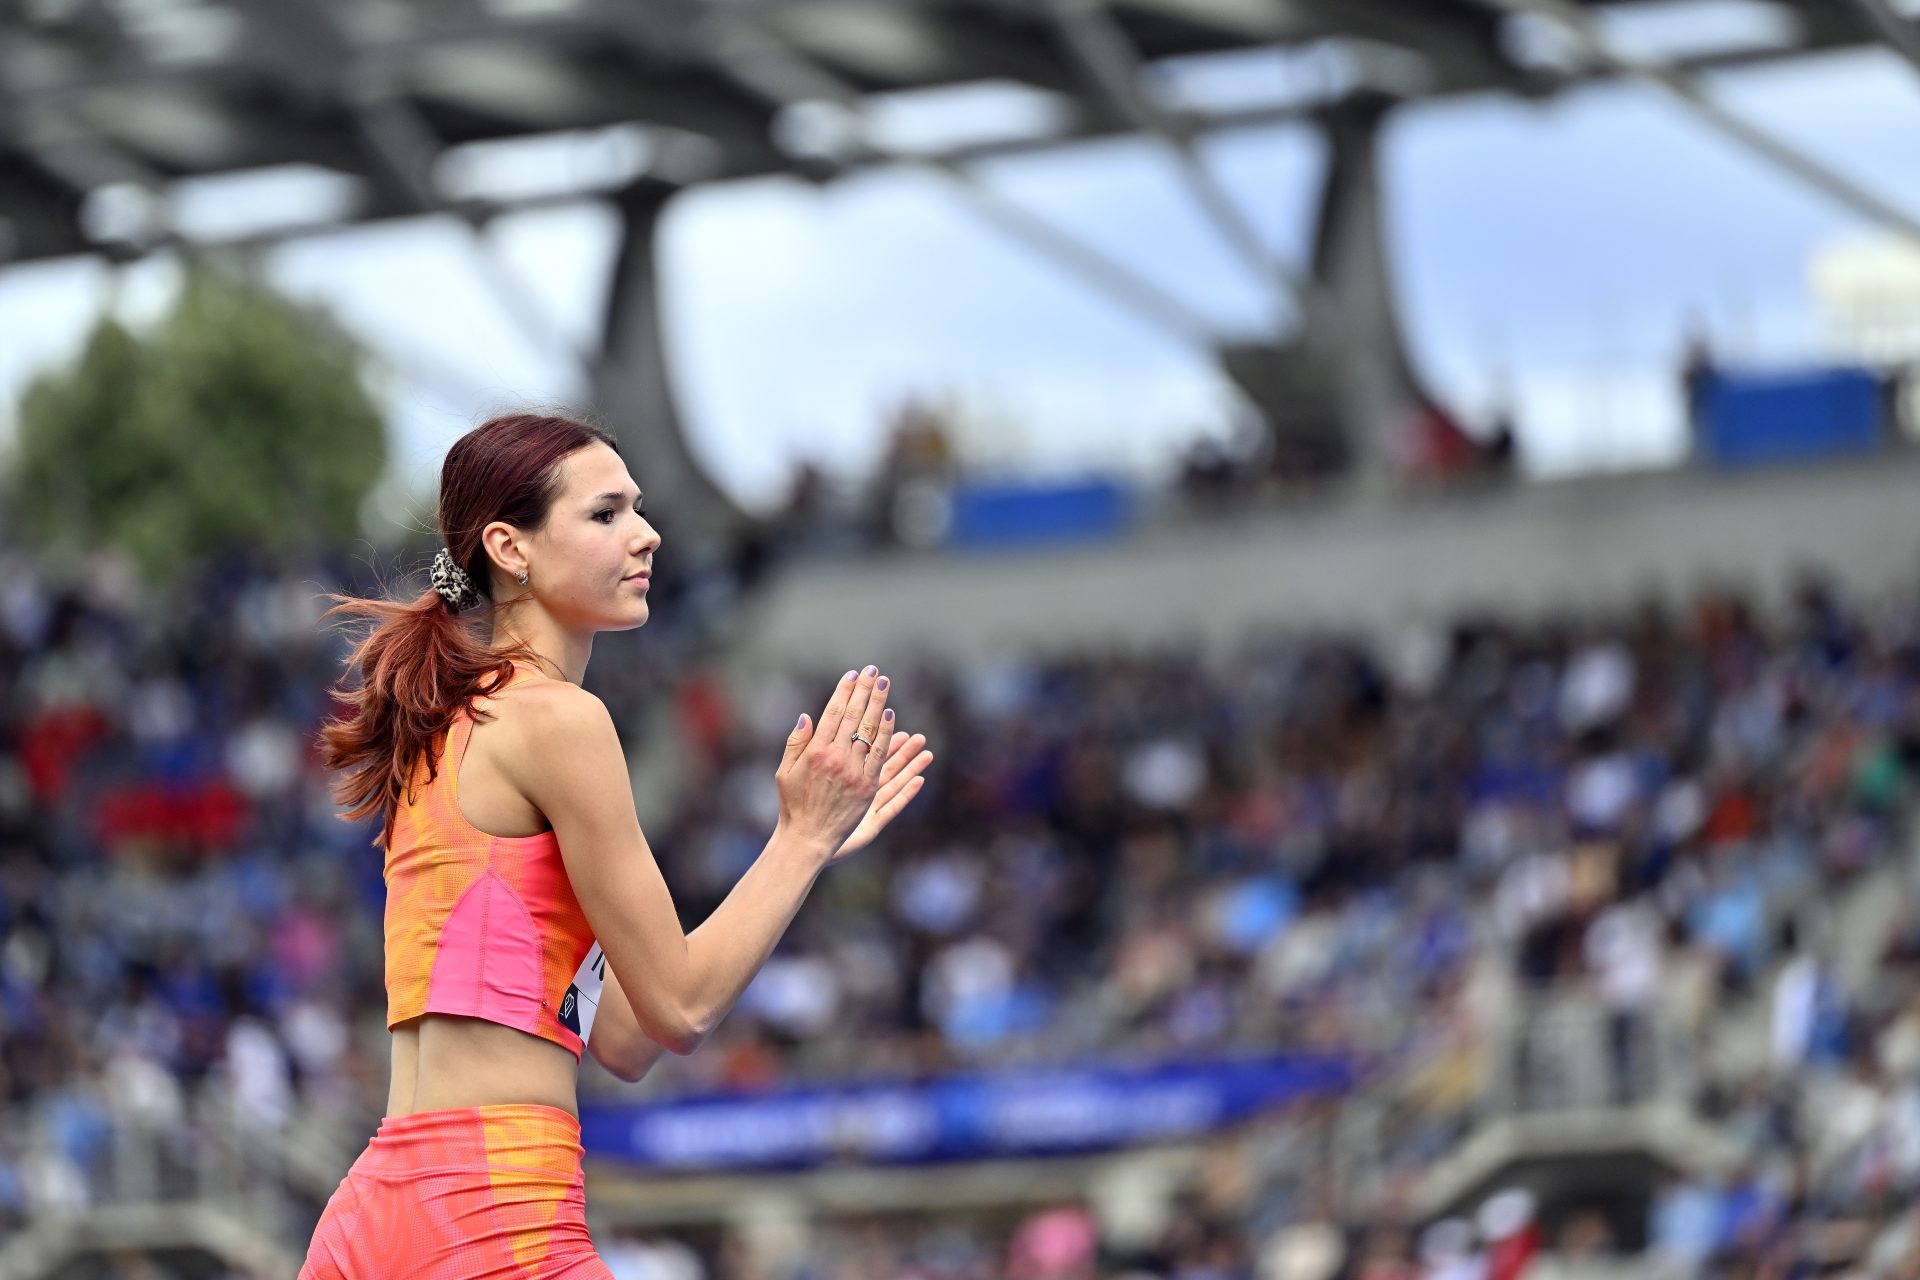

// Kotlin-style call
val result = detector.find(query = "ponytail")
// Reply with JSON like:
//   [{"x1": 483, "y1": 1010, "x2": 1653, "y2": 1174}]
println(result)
[
  {"x1": 317, "y1": 584, "x2": 538, "y2": 849},
  {"x1": 316, "y1": 411, "x2": 619, "y2": 849}
]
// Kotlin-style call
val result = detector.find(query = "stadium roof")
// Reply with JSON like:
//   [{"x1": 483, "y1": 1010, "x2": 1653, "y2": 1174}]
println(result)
[
  {"x1": 2, "y1": 0, "x2": 1907, "y2": 538},
  {"x1": 0, "y1": 0, "x2": 1884, "y2": 263}
]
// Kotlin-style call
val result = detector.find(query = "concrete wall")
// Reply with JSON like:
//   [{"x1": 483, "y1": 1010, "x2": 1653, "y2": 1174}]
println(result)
[{"x1": 728, "y1": 452, "x2": 1920, "y2": 673}]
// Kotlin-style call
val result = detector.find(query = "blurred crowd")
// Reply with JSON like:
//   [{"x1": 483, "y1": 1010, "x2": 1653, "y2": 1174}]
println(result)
[
  {"x1": 769, "y1": 396, "x2": 1516, "y2": 556},
  {"x1": 0, "y1": 536, "x2": 704, "y2": 1229},
  {"x1": 5, "y1": 533, "x2": 1920, "y2": 1276}
]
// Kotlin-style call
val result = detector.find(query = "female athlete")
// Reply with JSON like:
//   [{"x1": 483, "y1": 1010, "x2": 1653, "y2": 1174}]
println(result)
[{"x1": 301, "y1": 413, "x2": 934, "y2": 1277}]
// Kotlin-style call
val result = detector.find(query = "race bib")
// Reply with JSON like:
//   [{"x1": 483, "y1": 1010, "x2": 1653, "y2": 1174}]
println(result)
[{"x1": 557, "y1": 942, "x2": 607, "y2": 1044}]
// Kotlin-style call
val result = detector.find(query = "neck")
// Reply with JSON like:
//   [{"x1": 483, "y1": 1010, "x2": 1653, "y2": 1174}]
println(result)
[{"x1": 490, "y1": 613, "x2": 592, "y2": 686}]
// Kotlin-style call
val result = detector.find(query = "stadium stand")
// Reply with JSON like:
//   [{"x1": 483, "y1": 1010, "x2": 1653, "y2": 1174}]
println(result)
[{"x1": 4, "y1": 506, "x2": 1920, "y2": 1276}]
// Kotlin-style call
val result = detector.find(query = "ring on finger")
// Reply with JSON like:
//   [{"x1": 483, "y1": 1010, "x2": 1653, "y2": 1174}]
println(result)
[{"x1": 850, "y1": 731, "x2": 873, "y2": 748}]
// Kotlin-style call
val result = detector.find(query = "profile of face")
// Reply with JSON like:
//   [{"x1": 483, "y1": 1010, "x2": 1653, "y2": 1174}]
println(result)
[{"x1": 486, "y1": 442, "x2": 661, "y2": 633}]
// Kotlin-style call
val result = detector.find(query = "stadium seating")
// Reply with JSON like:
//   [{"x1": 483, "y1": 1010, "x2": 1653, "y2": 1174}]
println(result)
[{"x1": 3, "y1": 542, "x2": 1919, "y2": 1277}]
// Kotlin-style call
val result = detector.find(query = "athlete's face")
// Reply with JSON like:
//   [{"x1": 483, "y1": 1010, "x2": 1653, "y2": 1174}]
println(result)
[{"x1": 523, "y1": 443, "x2": 660, "y2": 632}]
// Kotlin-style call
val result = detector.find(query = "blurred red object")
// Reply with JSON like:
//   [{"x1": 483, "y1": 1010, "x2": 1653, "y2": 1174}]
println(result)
[
  {"x1": 1407, "y1": 400, "x2": 1483, "y2": 478},
  {"x1": 675, "y1": 670, "x2": 732, "y2": 774},
  {"x1": 95, "y1": 778, "x2": 249, "y2": 851},
  {"x1": 18, "y1": 702, "x2": 111, "y2": 804}
]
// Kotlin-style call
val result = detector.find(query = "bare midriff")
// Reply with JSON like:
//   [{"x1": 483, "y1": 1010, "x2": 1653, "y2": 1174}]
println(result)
[{"x1": 386, "y1": 1014, "x2": 582, "y2": 1119}]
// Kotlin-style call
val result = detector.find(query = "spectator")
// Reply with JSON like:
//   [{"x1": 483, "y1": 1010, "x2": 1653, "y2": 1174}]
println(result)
[{"x1": 5, "y1": 536, "x2": 1920, "y2": 1276}]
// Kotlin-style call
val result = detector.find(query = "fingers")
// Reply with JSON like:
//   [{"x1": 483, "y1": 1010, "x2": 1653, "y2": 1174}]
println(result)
[
  {"x1": 815, "y1": 668, "x2": 860, "y2": 743},
  {"x1": 878, "y1": 743, "x2": 933, "y2": 799},
  {"x1": 887, "y1": 740, "x2": 933, "y2": 790},
  {"x1": 819, "y1": 665, "x2": 880, "y2": 756},
  {"x1": 778, "y1": 712, "x2": 814, "y2": 776},
  {"x1": 842, "y1": 665, "x2": 879, "y2": 747},
  {"x1": 878, "y1": 733, "x2": 928, "y2": 786},
  {"x1": 870, "y1": 774, "x2": 928, "y2": 830},
  {"x1": 848, "y1": 735, "x2": 932, "y2": 851},
  {"x1": 856, "y1": 675, "x2": 892, "y2": 775}
]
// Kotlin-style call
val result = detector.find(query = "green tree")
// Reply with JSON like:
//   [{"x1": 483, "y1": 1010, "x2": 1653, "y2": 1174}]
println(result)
[{"x1": 9, "y1": 264, "x2": 388, "y2": 576}]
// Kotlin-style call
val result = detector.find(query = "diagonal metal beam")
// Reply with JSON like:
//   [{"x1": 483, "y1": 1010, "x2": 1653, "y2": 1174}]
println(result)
[
  {"x1": 0, "y1": 0, "x2": 1890, "y2": 278},
  {"x1": 254, "y1": 0, "x2": 600, "y2": 377},
  {"x1": 1843, "y1": 0, "x2": 1920, "y2": 79},
  {"x1": 0, "y1": 7, "x2": 175, "y2": 251},
  {"x1": 706, "y1": 18, "x2": 1219, "y2": 346},
  {"x1": 0, "y1": 3, "x2": 1879, "y2": 181},
  {"x1": 16, "y1": 104, "x2": 168, "y2": 200},
  {"x1": 920, "y1": 35, "x2": 1861, "y2": 166},
  {"x1": 1114, "y1": 0, "x2": 1295, "y2": 42},
  {"x1": 1045, "y1": 0, "x2": 1317, "y2": 324},
  {"x1": 1470, "y1": 0, "x2": 1920, "y2": 244}
]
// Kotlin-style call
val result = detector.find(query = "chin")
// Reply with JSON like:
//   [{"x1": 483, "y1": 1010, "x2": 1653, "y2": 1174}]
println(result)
[{"x1": 606, "y1": 603, "x2": 650, "y2": 632}]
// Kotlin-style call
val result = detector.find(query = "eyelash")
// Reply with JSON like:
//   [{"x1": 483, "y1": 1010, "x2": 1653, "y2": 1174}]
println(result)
[{"x1": 594, "y1": 506, "x2": 646, "y2": 524}]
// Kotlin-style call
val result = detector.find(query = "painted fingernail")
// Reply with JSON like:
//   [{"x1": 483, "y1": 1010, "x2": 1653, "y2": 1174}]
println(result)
[
  {"x1": 862, "y1": 665, "x2": 877, "y2": 678},
  {"x1": 843, "y1": 670, "x2": 857, "y2": 683},
  {"x1": 876, "y1": 676, "x2": 889, "y2": 691},
  {"x1": 883, "y1": 709, "x2": 895, "y2": 722}
]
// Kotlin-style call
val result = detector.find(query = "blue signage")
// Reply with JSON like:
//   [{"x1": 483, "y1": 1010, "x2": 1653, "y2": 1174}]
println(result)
[
  {"x1": 946, "y1": 479, "x2": 1135, "y2": 550},
  {"x1": 579, "y1": 1054, "x2": 1359, "y2": 1170},
  {"x1": 1699, "y1": 366, "x2": 1883, "y2": 468}
]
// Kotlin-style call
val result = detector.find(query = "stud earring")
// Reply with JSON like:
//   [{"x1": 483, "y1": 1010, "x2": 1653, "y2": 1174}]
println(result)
[{"x1": 517, "y1": 571, "x2": 529, "y2": 586}]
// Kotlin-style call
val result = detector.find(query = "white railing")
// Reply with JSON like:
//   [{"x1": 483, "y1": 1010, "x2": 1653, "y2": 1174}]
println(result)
[{"x1": 0, "y1": 1082, "x2": 362, "y2": 1280}]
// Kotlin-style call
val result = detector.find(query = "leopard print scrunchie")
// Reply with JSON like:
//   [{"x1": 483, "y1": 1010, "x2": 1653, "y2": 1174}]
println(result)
[{"x1": 430, "y1": 548, "x2": 480, "y2": 612}]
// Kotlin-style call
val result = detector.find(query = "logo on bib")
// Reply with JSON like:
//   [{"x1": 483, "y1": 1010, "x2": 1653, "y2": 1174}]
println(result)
[{"x1": 559, "y1": 942, "x2": 607, "y2": 1042}]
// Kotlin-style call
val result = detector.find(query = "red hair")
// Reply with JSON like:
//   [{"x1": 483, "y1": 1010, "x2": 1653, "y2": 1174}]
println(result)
[{"x1": 318, "y1": 412, "x2": 621, "y2": 847}]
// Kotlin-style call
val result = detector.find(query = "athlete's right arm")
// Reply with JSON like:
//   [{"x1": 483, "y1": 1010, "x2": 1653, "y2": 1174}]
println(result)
[{"x1": 511, "y1": 672, "x2": 886, "y2": 1056}]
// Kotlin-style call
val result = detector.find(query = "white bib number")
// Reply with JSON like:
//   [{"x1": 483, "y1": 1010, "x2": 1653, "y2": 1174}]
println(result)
[{"x1": 558, "y1": 942, "x2": 607, "y2": 1044}]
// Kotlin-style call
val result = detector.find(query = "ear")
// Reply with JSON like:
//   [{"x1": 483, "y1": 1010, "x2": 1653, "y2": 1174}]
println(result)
[{"x1": 480, "y1": 520, "x2": 531, "y2": 585}]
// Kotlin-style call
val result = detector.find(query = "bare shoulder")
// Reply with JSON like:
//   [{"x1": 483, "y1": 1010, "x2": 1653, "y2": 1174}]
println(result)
[
  {"x1": 485, "y1": 679, "x2": 620, "y2": 783},
  {"x1": 489, "y1": 677, "x2": 612, "y2": 739}
]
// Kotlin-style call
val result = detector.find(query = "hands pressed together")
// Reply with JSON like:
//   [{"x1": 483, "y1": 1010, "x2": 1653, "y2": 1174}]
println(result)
[{"x1": 774, "y1": 664, "x2": 934, "y2": 865}]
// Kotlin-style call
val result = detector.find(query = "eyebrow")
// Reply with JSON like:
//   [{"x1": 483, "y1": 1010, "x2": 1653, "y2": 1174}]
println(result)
[{"x1": 590, "y1": 490, "x2": 644, "y2": 504}]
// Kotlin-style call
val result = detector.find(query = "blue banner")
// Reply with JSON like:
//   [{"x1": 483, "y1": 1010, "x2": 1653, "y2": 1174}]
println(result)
[
  {"x1": 579, "y1": 1054, "x2": 1358, "y2": 1170},
  {"x1": 946, "y1": 479, "x2": 1135, "y2": 550},
  {"x1": 1699, "y1": 366, "x2": 1883, "y2": 468}
]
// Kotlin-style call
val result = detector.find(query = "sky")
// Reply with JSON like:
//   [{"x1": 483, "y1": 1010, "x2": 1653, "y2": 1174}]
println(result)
[{"x1": 2, "y1": 33, "x2": 1919, "y2": 518}]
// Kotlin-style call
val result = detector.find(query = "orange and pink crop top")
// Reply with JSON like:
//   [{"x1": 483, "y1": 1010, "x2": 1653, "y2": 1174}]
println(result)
[{"x1": 382, "y1": 666, "x2": 605, "y2": 1058}]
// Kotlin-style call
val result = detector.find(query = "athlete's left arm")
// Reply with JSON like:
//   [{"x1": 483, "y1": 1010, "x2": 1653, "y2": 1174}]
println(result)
[{"x1": 588, "y1": 967, "x2": 668, "y2": 1083}]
